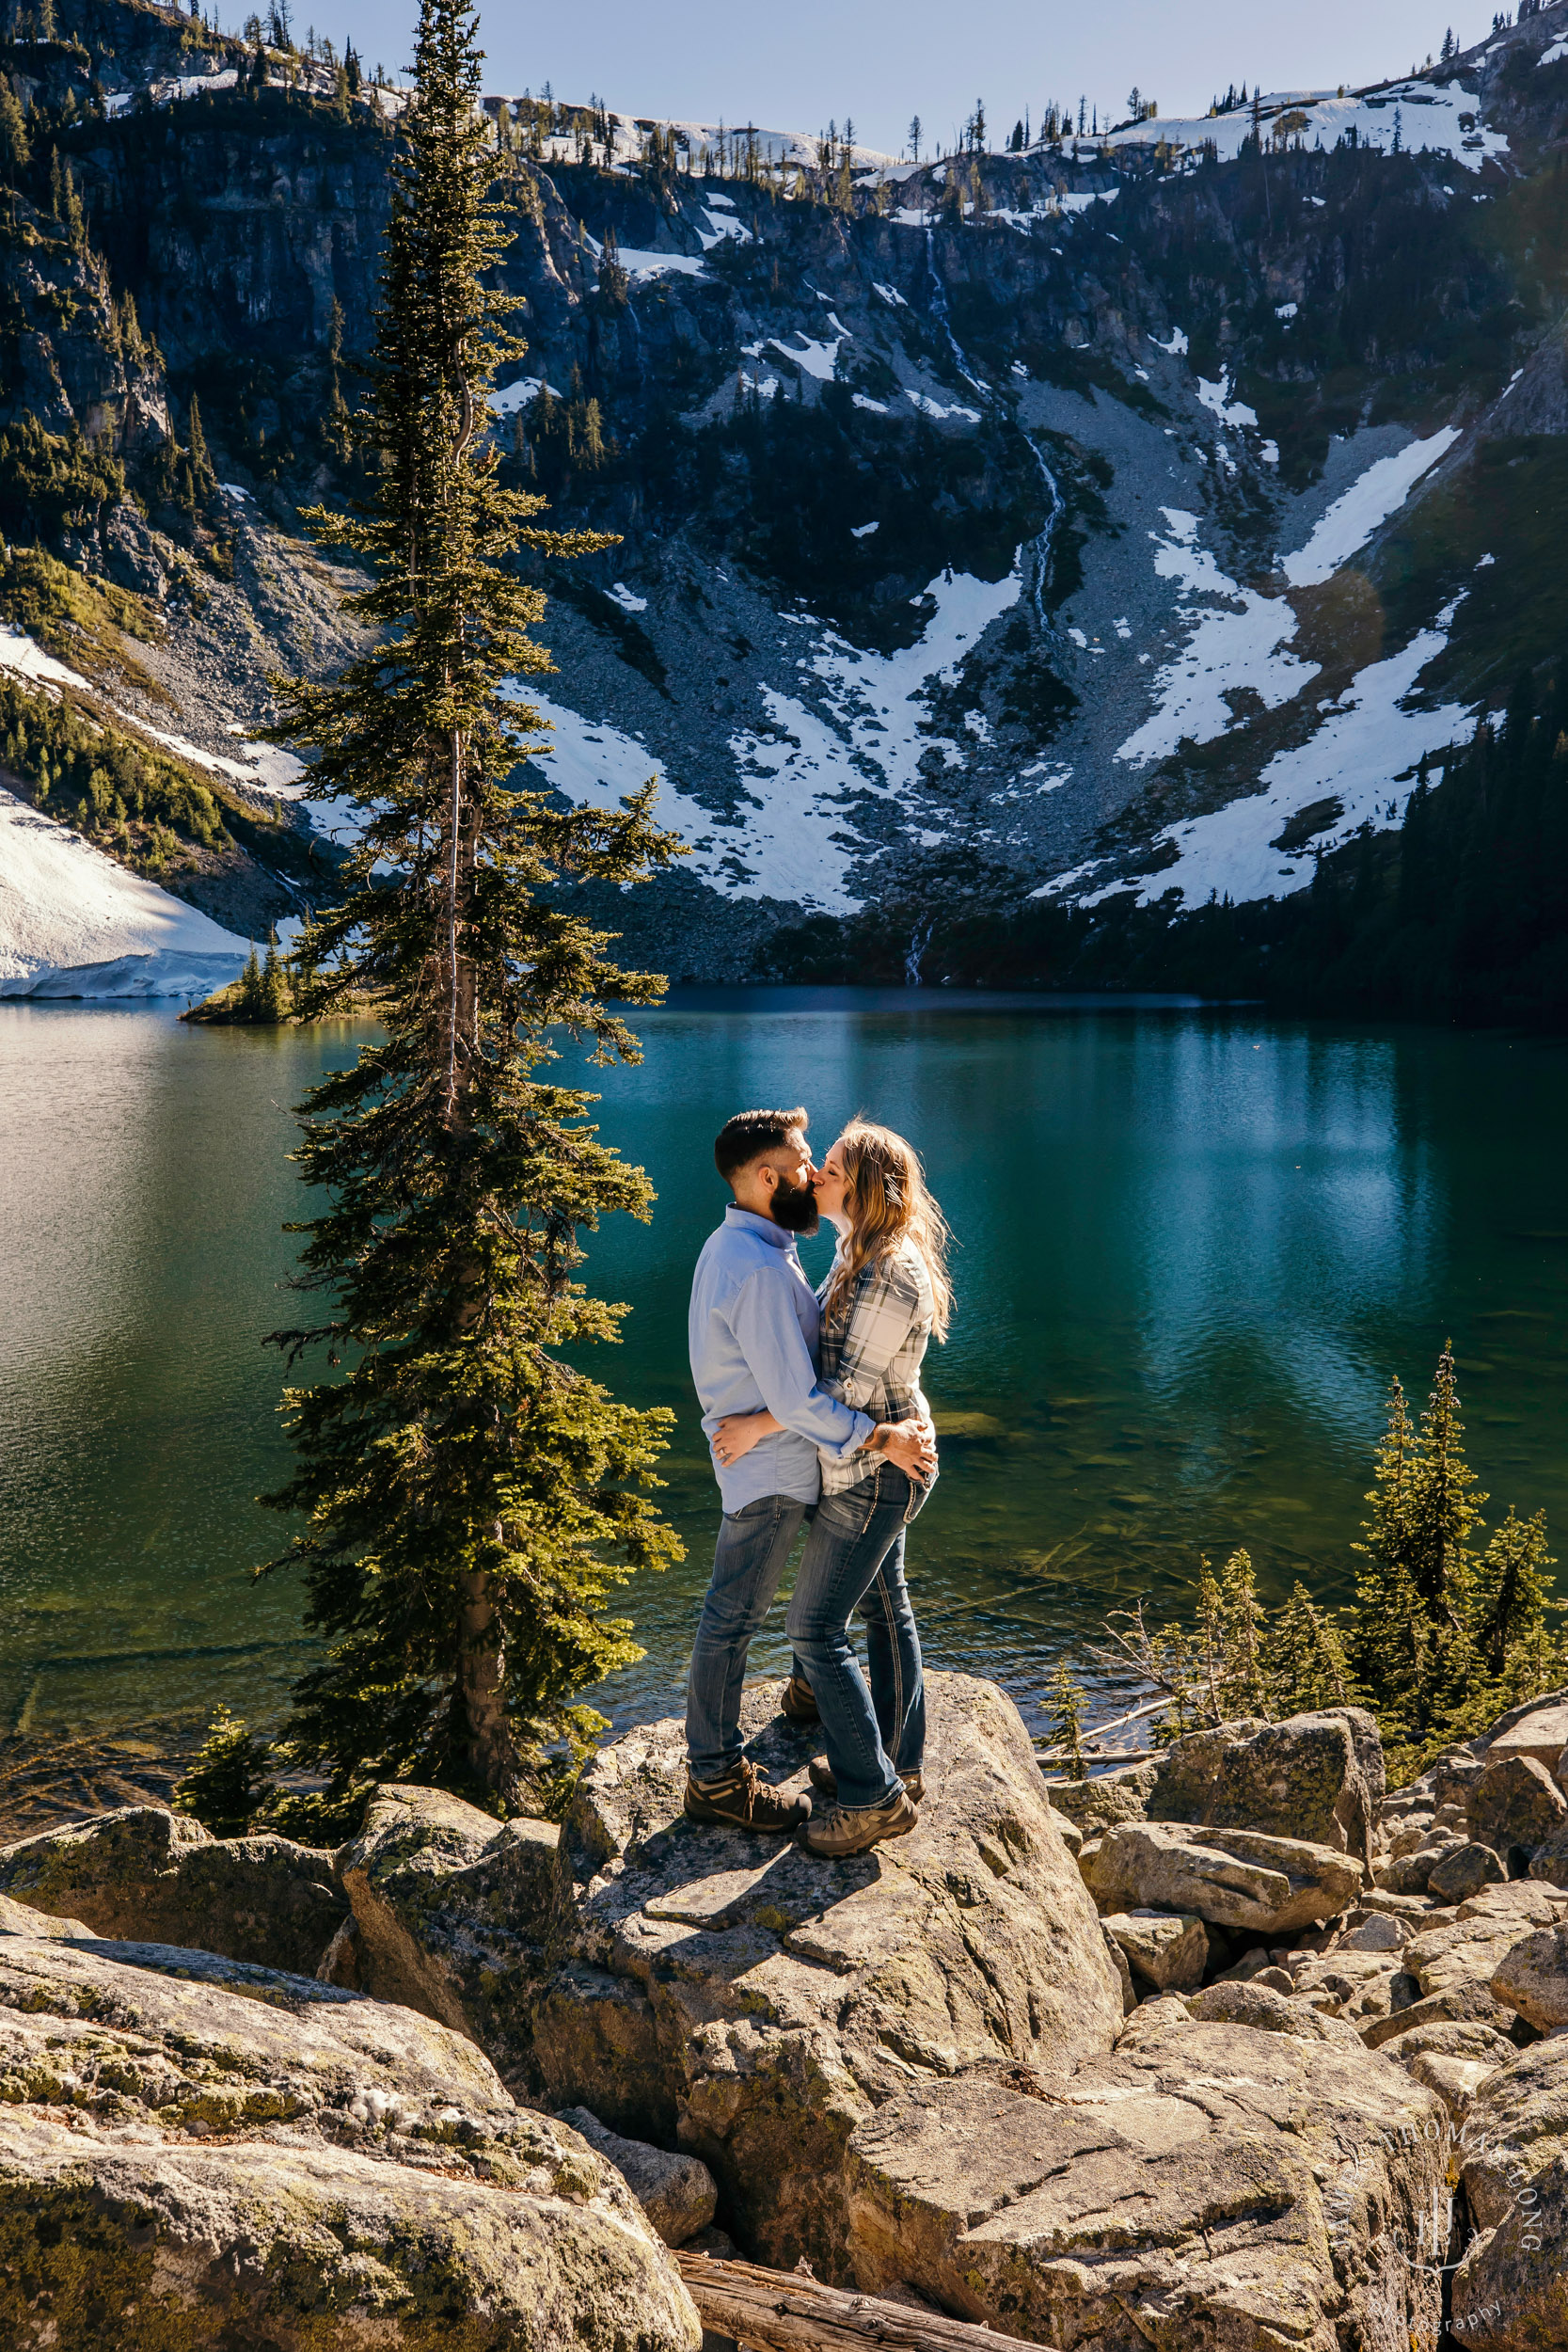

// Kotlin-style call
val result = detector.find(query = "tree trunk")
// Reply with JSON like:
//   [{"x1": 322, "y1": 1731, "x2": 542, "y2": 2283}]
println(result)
[
  {"x1": 674, "y1": 2253, "x2": 1059, "y2": 2352},
  {"x1": 457, "y1": 1566, "x2": 516, "y2": 1798}
]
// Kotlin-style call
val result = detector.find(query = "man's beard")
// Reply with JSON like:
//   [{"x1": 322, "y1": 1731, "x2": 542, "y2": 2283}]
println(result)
[{"x1": 770, "y1": 1178, "x2": 820, "y2": 1235}]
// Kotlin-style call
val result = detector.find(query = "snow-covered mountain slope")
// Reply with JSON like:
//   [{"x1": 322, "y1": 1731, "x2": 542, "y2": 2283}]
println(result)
[{"x1": 12, "y1": 0, "x2": 1568, "y2": 984}]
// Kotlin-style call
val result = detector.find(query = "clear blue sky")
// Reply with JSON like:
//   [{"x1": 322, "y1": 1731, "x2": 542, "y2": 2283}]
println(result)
[{"x1": 279, "y1": 1, "x2": 1504, "y2": 153}]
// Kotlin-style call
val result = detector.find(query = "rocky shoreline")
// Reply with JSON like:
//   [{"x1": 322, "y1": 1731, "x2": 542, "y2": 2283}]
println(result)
[{"x1": 2, "y1": 1672, "x2": 1566, "y2": 2346}]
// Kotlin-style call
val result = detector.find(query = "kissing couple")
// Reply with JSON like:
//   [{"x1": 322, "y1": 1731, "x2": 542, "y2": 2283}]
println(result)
[{"x1": 685, "y1": 1106, "x2": 950, "y2": 1857}]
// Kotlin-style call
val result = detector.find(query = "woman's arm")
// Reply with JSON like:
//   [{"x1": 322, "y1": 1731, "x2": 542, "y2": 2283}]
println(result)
[{"x1": 713, "y1": 1408, "x2": 780, "y2": 1468}]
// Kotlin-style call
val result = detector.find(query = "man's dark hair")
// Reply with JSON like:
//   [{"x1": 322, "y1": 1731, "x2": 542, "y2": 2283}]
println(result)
[{"x1": 714, "y1": 1107, "x2": 808, "y2": 1184}]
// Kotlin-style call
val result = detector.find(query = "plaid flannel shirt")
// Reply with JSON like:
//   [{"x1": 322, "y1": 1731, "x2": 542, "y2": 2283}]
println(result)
[{"x1": 816, "y1": 1237, "x2": 938, "y2": 1495}]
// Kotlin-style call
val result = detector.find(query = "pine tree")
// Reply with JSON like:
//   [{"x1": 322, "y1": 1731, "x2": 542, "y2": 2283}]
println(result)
[
  {"x1": 1262, "y1": 1581, "x2": 1353, "y2": 1714},
  {"x1": 172, "y1": 1707, "x2": 272, "y2": 1837},
  {"x1": 237, "y1": 939, "x2": 263, "y2": 1014},
  {"x1": 1471, "y1": 1507, "x2": 1561, "y2": 1702},
  {"x1": 1046, "y1": 1659, "x2": 1087, "y2": 1774},
  {"x1": 1346, "y1": 1373, "x2": 1427, "y2": 1740},
  {"x1": 258, "y1": 0, "x2": 685, "y2": 1827},
  {"x1": 261, "y1": 930, "x2": 287, "y2": 1018},
  {"x1": 0, "y1": 74, "x2": 30, "y2": 171},
  {"x1": 1219, "y1": 1547, "x2": 1270, "y2": 1717}
]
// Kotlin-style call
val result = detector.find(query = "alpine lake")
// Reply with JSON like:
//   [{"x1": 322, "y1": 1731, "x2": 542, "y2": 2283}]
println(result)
[{"x1": 4, "y1": 990, "x2": 1568, "y2": 1778}]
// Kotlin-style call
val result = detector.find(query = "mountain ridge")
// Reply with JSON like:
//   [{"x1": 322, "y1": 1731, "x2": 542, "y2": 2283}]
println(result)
[{"x1": 5, "y1": 0, "x2": 1568, "y2": 993}]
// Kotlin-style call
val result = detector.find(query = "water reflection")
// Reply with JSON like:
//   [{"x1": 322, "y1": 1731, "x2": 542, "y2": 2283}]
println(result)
[{"x1": 2, "y1": 996, "x2": 1564, "y2": 1745}]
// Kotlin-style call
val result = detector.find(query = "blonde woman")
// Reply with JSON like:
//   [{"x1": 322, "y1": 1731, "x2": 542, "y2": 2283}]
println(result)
[{"x1": 713, "y1": 1120, "x2": 950, "y2": 1857}]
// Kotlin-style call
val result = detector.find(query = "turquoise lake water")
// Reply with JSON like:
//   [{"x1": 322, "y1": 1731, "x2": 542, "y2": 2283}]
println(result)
[{"x1": 3, "y1": 993, "x2": 1566, "y2": 1748}]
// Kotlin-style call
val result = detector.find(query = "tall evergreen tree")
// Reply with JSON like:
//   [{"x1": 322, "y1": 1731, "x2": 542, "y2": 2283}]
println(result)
[
  {"x1": 260, "y1": 0, "x2": 684, "y2": 1826},
  {"x1": 1262, "y1": 1581, "x2": 1353, "y2": 1714}
]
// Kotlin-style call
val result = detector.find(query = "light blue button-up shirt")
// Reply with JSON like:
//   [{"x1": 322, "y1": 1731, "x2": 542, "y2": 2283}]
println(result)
[{"x1": 689, "y1": 1205, "x2": 876, "y2": 1513}]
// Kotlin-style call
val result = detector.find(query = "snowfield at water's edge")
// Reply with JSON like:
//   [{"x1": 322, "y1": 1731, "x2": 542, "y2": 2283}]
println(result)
[{"x1": 0, "y1": 787, "x2": 247, "y2": 996}]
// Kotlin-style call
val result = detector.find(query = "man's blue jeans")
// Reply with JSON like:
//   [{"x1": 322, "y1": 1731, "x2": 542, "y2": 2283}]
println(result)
[
  {"x1": 786, "y1": 1466, "x2": 927, "y2": 1812},
  {"x1": 686, "y1": 1494, "x2": 809, "y2": 1784}
]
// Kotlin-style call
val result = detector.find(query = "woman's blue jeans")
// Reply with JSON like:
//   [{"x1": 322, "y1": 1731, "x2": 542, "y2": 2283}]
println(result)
[{"x1": 785, "y1": 1466, "x2": 926, "y2": 1812}]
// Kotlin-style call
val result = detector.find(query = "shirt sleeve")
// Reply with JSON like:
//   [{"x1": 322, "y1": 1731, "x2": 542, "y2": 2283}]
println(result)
[
  {"x1": 726, "y1": 1267, "x2": 875, "y2": 1459},
  {"x1": 824, "y1": 1258, "x2": 925, "y2": 1411}
]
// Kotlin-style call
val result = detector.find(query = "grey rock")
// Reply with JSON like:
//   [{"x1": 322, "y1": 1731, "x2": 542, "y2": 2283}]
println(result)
[
  {"x1": 1045, "y1": 1757, "x2": 1160, "y2": 1835},
  {"x1": 1451, "y1": 2153, "x2": 1568, "y2": 2352},
  {"x1": 1376, "y1": 2016, "x2": 1520, "y2": 2070},
  {"x1": 1101, "y1": 1924, "x2": 1138, "y2": 2015},
  {"x1": 1462, "y1": 2037, "x2": 1568, "y2": 2232},
  {"x1": 1148, "y1": 1707, "x2": 1385, "y2": 1864},
  {"x1": 843, "y1": 2013, "x2": 1448, "y2": 2349},
  {"x1": 1427, "y1": 1840, "x2": 1508, "y2": 1902},
  {"x1": 1362, "y1": 1977, "x2": 1514, "y2": 2049},
  {"x1": 1339, "y1": 1909, "x2": 1410, "y2": 1952},
  {"x1": 0, "y1": 1931, "x2": 700, "y2": 2349},
  {"x1": 336, "y1": 1783, "x2": 558, "y2": 2084},
  {"x1": 1527, "y1": 1819, "x2": 1568, "y2": 1889},
  {"x1": 1183, "y1": 1979, "x2": 1364, "y2": 2045},
  {"x1": 1082, "y1": 1820, "x2": 1364, "y2": 1935},
  {"x1": 1456, "y1": 1878, "x2": 1567, "y2": 1929},
  {"x1": 1405, "y1": 1910, "x2": 1538, "y2": 2002},
  {"x1": 1386, "y1": 1815, "x2": 1437, "y2": 1860},
  {"x1": 0, "y1": 1891, "x2": 94, "y2": 1941},
  {"x1": 1481, "y1": 1690, "x2": 1568, "y2": 1771},
  {"x1": 1289, "y1": 1951, "x2": 1407, "y2": 2026},
  {"x1": 1101, "y1": 1909, "x2": 1209, "y2": 1992},
  {"x1": 0, "y1": 1805, "x2": 346, "y2": 1976},
  {"x1": 1490, "y1": 1925, "x2": 1568, "y2": 2031},
  {"x1": 1406, "y1": 2047, "x2": 1500, "y2": 2120},
  {"x1": 556, "y1": 2106, "x2": 718, "y2": 2247},
  {"x1": 535, "y1": 1672, "x2": 1124, "y2": 2280},
  {"x1": 1469, "y1": 1754, "x2": 1568, "y2": 1864},
  {"x1": 1052, "y1": 1811, "x2": 1083, "y2": 1858}
]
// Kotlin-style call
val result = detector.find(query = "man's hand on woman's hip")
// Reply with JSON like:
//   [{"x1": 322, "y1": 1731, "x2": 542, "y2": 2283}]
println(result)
[{"x1": 870, "y1": 1417, "x2": 938, "y2": 1479}]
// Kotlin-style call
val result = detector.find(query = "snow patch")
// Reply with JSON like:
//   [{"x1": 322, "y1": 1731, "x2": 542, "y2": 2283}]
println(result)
[
  {"x1": 0, "y1": 787, "x2": 247, "y2": 993},
  {"x1": 905, "y1": 389, "x2": 982, "y2": 423},
  {"x1": 1196, "y1": 372, "x2": 1259, "y2": 430},
  {"x1": 1103, "y1": 79, "x2": 1508, "y2": 173},
  {"x1": 768, "y1": 332, "x2": 843, "y2": 381},
  {"x1": 607, "y1": 582, "x2": 647, "y2": 613},
  {"x1": 1107, "y1": 608, "x2": 1472, "y2": 909},
  {"x1": 872, "y1": 280, "x2": 909, "y2": 307},
  {"x1": 1116, "y1": 510, "x2": 1320, "y2": 768},
  {"x1": 852, "y1": 392, "x2": 889, "y2": 414},
  {"x1": 492, "y1": 376, "x2": 563, "y2": 414},
  {"x1": 1150, "y1": 326, "x2": 1189, "y2": 356},
  {"x1": 850, "y1": 521, "x2": 879, "y2": 538},
  {"x1": 1281, "y1": 428, "x2": 1460, "y2": 586}
]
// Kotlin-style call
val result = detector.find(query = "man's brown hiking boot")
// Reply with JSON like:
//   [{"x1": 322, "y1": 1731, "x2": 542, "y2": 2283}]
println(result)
[
  {"x1": 808, "y1": 1758, "x2": 925, "y2": 1805},
  {"x1": 801, "y1": 1785, "x2": 918, "y2": 1858},
  {"x1": 684, "y1": 1756, "x2": 809, "y2": 1833},
  {"x1": 779, "y1": 1674, "x2": 819, "y2": 1724}
]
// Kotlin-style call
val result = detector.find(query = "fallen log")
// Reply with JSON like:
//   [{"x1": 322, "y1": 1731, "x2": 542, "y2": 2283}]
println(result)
[{"x1": 674, "y1": 2251, "x2": 1059, "y2": 2352}]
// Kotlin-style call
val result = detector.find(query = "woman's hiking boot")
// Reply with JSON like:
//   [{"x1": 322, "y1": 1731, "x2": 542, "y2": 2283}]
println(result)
[
  {"x1": 808, "y1": 1757, "x2": 925, "y2": 1805},
  {"x1": 801, "y1": 1784, "x2": 918, "y2": 1857},
  {"x1": 779, "y1": 1674, "x2": 819, "y2": 1724},
  {"x1": 684, "y1": 1755, "x2": 809, "y2": 1833}
]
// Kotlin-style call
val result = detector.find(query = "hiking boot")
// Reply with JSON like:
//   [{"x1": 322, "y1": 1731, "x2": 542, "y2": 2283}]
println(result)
[
  {"x1": 779, "y1": 1674, "x2": 819, "y2": 1724},
  {"x1": 684, "y1": 1756, "x2": 809, "y2": 1833},
  {"x1": 801, "y1": 1785, "x2": 919, "y2": 1858},
  {"x1": 809, "y1": 1758, "x2": 925, "y2": 1805}
]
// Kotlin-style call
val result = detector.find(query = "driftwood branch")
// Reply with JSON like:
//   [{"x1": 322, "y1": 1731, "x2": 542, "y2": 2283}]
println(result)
[{"x1": 675, "y1": 2251, "x2": 1060, "y2": 2352}]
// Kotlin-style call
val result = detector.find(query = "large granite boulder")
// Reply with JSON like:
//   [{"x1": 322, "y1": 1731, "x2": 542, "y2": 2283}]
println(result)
[
  {"x1": 1490, "y1": 1922, "x2": 1568, "y2": 2030},
  {"x1": 843, "y1": 2007, "x2": 1449, "y2": 2349},
  {"x1": 534, "y1": 1672, "x2": 1123, "y2": 2279},
  {"x1": 0, "y1": 1930, "x2": 699, "y2": 2349},
  {"x1": 335, "y1": 1783, "x2": 557, "y2": 2084},
  {"x1": 1451, "y1": 2155, "x2": 1568, "y2": 2351},
  {"x1": 1480, "y1": 1690, "x2": 1568, "y2": 1774},
  {"x1": 0, "y1": 1891, "x2": 94, "y2": 1941},
  {"x1": 1468, "y1": 1754, "x2": 1567, "y2": 1866},
  {"x1": 1148, "y1": 1708, "x2": 1385, "y2": 1864},
  {"x1": 1427, "y1": 1839, "x2": 1508, "y2": 1902},
  {"x1": 1454, "y1": 2036, "x2": 1568, "y2": 2347},
  {"x1": 1183, "y1": 1978, "x2": 1366, "y2": 2046},
  {"x1": 0, "y1": 1805, "x2": 345, "y2": 1976},
  {"x1": 1081, "y1": 1820, "x2": 1363, "y2": 1934},
  {"x1": 1044, "y1": 1758, "x2": 1160, "y2": 1836}
]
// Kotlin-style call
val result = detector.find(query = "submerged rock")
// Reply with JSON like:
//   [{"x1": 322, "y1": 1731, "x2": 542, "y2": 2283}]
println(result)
[
  {"x1": 534, "y1": 1671, "x2": 1123, "y2": 2279},
  {"x1": 1148, "y1": 1708, "x2": 1385, "y2": 1864},
  {"x1": 336, "y1": 1782, "x2": 557, "y2": 2083},
  {"x1": 0, "y1": 1931, "x2": 699, "y2": 2350},
  {"x1": 0, "y1": 1805, "x2": 345, "y2": 1976},
  {"x1": 1081, "y1": 1820, "x2": 1363, "y2": 1934},
  {"x1": 843, "y1": 2010, "x2": 1448, "y2": 2349}
]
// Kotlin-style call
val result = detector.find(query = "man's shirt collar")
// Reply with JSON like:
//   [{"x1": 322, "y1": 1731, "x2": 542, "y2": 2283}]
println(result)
[{"x1": 723, "y1": 1203, "x2": 797, "y2": 1253}]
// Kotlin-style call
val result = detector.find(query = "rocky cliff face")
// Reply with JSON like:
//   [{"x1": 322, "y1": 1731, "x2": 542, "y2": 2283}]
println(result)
[{"x1": 9, "y1": 0, "x2": 1568, "y2": 977}]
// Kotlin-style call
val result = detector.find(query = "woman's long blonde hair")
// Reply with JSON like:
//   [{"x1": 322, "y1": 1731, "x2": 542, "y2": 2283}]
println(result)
[{"x1": 821, "y1": 1120, "x2": 952, "y2": 1340}]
